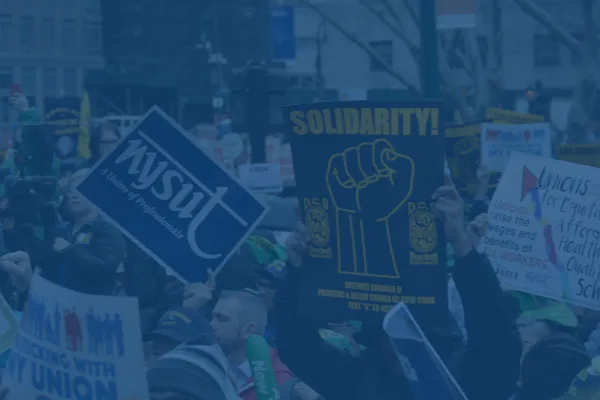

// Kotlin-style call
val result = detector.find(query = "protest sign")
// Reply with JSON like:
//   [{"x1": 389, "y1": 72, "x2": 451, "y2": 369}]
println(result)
[
  {"x1": 481, "y1": 122, "x2": 552, "y2": 173},
  {"x1": 445, "y1": 123, "x2": 499, "y2": 195},
  {"x1": 239, "y1": 163, "x2": 283, "y2": 194},
  {"x1": 0, "y1": 294, "x2": 18, "y2": 354},
  {"x1": 266, "y1": 136, "x2": 295, "y2": 187},
  {"x1": 556, "y1": 144, "x2": 600, "y2": 169},
  {"x1": 75, "y1": 106, "x2": 268, "y2": 283},
  {"x1": 383, "y1": 302, "x2": 467, "y2": 400},
  {"x1": 285, "y1": 101, "x2": 447, "y2": 322},
  {"x1": 2, "y1": 276, "x2": 149, "y2": 400},
  {"x1": 480, "y1": 152, "x2": 600, "y2": 310},
  {"x1": 45, "y1": 97, "x2": 81, "y2": 163},
  {"x1": 485, "y1": 108, "x2": 544, "y2": 124}
]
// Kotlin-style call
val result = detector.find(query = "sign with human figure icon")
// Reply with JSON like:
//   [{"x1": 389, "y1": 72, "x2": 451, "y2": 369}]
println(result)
[
  {"x1": 1, "y1": 276, "x2": 149, "y2": 400},
  {"x1": 285, "y1": 101, "x2": 448, "y2": 322}
]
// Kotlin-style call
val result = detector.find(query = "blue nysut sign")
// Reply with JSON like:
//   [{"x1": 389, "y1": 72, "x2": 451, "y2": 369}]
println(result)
[{"x1": 75, "y1": 106, "x2": 268, "y2": 283}]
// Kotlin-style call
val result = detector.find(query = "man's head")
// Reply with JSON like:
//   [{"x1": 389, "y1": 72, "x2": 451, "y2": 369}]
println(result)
[
  {"x1": 211, "y1": 290, "x2": 267, "y2": 354},
  {"x1": 518, "y1": 333, "x2": 590, "y2": 400},
  {"x1": 144, "y1": 308, "x2": 215, "y2": 368},
  {"x1": 148, "y1": 341, "x2": 239, "y2": 400},
  {"x1": 65, "y1": 169, "x2": 94, "y2": 216}
]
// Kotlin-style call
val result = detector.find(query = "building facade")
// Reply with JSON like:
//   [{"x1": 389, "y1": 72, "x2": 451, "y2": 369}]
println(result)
[
  {"x1": 287, "y1": 0, "x2": 596, "y2": 130},
  {"x1": 91, "y1": 0, "x2": 273, "y2": 125},
  {"x1": 0, "y1": 0, "x2": 104, "y2": 121}
]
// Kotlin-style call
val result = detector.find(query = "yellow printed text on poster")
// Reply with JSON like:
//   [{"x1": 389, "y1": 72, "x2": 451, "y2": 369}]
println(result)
[{"x1": 289, "y1": 106, "x2": 439, "y2": 136}]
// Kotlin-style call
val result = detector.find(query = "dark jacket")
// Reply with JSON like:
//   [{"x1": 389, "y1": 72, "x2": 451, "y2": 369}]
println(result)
[
  {"x1": 42, "y1": 218, "x2": 126, "y2": 295},
  {"x1": 273, "y1": 250, "x2": 521, "y2": 400}
]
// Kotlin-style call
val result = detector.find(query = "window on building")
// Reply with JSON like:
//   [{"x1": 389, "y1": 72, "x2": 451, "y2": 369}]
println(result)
[
  {"x1": 63, "y1": 68, "x2": 77, "y2": 95},
  {"x1": 62, "y1": 20, "x2": 76, "y2": 53},
  {"x1": 19, "y1": 16, "x2": 35, "y2": 53},
  {"x1": 369, "y1": 40, "x2": 393, "y2": 72},
  {"x1": 571, "y1": 33, "x2": 584, "y2": 65},
  {"x1": 0, "y1": 16, "x2": 12, "y2": 52},
  {"x1": 43, "y1": 68, "x2": 57, "y2": 96},
  {"x1": 22, "y1": 68, "x2": 36, "y2": 96},
  {"x1": 82, "y1": 21, "x2": 101, "y2": 55},
  {"x1": 41, "y1": 18, "x2": 55, "y2": 52},
  {"x1": 534, "y1": 35, "x2": 560, "y2": 67}
]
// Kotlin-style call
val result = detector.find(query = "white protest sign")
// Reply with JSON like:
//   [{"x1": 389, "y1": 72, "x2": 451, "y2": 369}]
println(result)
[
  {"x1": 239, "y1": 163, "x2": 283, "y2": 194},
  {"x1": 480, "y1": 152, "x2": 600, "y2": 310},
  {"x1": 2, "y1": 276, "x2": 149, "y2": 400},
  {"x1": 480, "y1": 122, "x2": 552, "y2": 172},
  {"x1": 383, "y1": 303, "x2": 467, "y2": 400},
  {"x1": 0, "y1": 294, "x2": 18, "y2": 355}
]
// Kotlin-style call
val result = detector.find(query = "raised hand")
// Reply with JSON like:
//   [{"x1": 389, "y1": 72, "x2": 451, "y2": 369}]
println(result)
[
  {"x1": 0, "y1": 251, "x2": 33, "y2": 291},
  {"x1": 183, "y1": 269, "x2": 216, "y2": 309}
]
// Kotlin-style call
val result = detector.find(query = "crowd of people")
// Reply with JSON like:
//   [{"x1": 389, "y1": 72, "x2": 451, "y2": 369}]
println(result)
[{"x1": 0, "y1": 94, "x2": 598, "y2": 400}]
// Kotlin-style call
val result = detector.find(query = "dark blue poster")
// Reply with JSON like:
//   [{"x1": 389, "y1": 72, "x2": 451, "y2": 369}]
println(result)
[
  {"x1": 284, "y1": 101, "x2": 447, "y2": 322},
  {"x1": 75, "y1": 106, "x2": 268, "y2": 283},
  {"x1": 44, "y1": 97, "x2": 81, "y2": 163}
]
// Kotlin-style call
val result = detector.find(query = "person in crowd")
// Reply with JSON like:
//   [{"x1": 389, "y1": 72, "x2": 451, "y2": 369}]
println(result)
[
  {"x1": 79, "y1": 121, "x2": 120, "y2": 169},
  {"x1": 0, "y1": 169, "x2": 126, "y2": 295},
  {"x1": 257, "y1": 259, "x2": 287, "y2": 347},
  {"x1": 43, "y1": 168, "x2": 126, "y2": 294},
  {"x1": 560, "y1": 356, "x2": 600, "y2": 399},
  {"x1": 144, "y1": 307, "x2": 215, "y2": 369},
  {"x1": 518, "y1": 304, "x2": 579, "y2": 362},
  {"x1": 512, "y1": 333, "x2": 590, "y2": 400},
  {"x1": 211, "y1": 289, "x2": 294, "y2": 399},
  {"x1": 449, "y1": 211, "x2": 490, "y2": 341},
  {"x1": 148, "y1": 336, "x2": 323, "y2": 400},
  {"x1": 273, "y1": 182, "x2": 522, "y2": 400},
  {"x1": 120, "y1": 240, "x2": 173, "y2": 333},
  {"x1": 148, "y1": 336, "x2": 241, "y2": 400}
]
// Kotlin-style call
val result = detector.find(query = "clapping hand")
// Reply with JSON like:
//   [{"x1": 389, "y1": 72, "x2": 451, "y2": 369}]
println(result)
[
  {"x1": 183, "y1": 269, "x2": 216, "y2": 309},
  {"x1": 0, "y1": 251, "x2": 33, "y2": 291}
]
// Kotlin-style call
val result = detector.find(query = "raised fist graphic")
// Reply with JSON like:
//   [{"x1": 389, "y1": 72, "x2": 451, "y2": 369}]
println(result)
[{"x1": 326, "y1": 139, "x2": 415, "y2": 277}]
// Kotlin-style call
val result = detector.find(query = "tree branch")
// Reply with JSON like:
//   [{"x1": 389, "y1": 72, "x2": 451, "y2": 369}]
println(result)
[
  {"x1": 513, "y1": 0, "x2": 581, "y2": 53},
  {"x1": 296, "y1": 0, "x2": 419, "y2": 95},
  {"x1": 402, "y1": 0, "x2": 419, "y2": 27},
  {"x1": 381, "y1": 0, "x2": 402, "y2": 23},
  {"x1": 358, "y1": 0, "x2": 419, "y2": 59},
  {"x1": 582, "y1": 0, "x2": 598, "y2": 58}
]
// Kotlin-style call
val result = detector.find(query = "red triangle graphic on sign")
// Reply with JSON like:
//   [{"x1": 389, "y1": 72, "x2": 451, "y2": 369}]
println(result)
[{"x1": 521, "y1": 166, "x2": 538, "y2": 201}]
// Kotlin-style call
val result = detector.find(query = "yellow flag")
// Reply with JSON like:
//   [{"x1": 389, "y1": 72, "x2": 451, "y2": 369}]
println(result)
[{"x1": 79, "y1": 92, "x2": 91, "y2": 158}]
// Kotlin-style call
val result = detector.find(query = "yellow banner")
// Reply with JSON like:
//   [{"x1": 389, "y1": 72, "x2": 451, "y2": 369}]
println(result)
[
  {"x1": 556, "y1": 143, "x2": 600, "y2": 168},
  {"x1": 485, "y1": 108, "x2": 544, "y2": 124}
]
